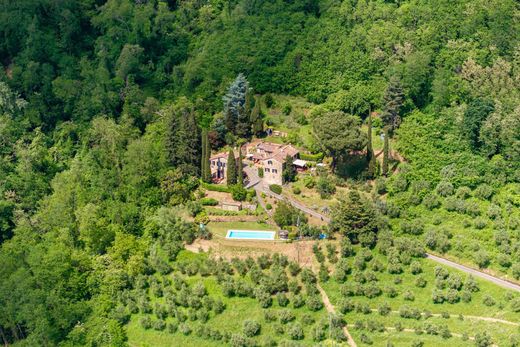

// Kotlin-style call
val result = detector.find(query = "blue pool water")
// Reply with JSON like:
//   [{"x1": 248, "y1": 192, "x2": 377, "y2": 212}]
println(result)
[{"x1": 226, "y1": 230, "x2": 276, "y2": 240}]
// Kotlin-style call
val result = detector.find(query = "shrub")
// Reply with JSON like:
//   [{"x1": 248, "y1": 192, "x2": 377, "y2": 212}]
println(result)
[
  {"x1": 279, "y1": 309, "x2": 295, "y2": 324},
  {"x1": 378, "y1": 302, "x2": 391, "y2": 316},
  {"x1": 254, "y1": 286, "x2": 272, "y2": 308},
  {"x1": 510, "y1": 298, "x2": 520, "y2": 312},
  {"x1": 415, "y1": 276, "x2": 427, "y2": 288},
  {"x1": 292, "y1": 187, "x2": 301, "y2": 195},
  {"x1": 282, "y1": 103, "x2": 292, "y2": 115},
  {"x1": 403, "y1": 290, "x2": 415, "y2": 301},
  {"x1": 179, "y1": 323, "x2": 192, "y2": 335},
  {"x1": 474, "y1": 332, "x2": 493, "y2": 347},
  {"x1": 474, "y1": 250, "x2": 490, "y2": 268},
  {"x1": 312, "y1": 324, "x2": 326, "y2": 342},
  {"x1": 400, "y1": 219, "x2": 425, "y2": 235},
  {"x1": 474, "y1": 217, "x2": 487, "y2": 229},
  {"x1": 359, "y1": 333, "x2": 373, "y2": 345},
  {"x1": 316, "y1": 175, "x2": 336, "y2": 198},
  {"x1": 265, "y1": 203, "x2": 272, "y2": 210},
  {"x1": 300, "y1": 152, "x2": 324, "y2": 162},
  {"x1": 276, "y1": 293, "x2": 289, "y2": 307},
  {"x1": 139, "y1": 316, "x2": 152, "y2": 329},
  {"x1": 288, "y1": 322, "x2": 304, "y2": 340},
  {"x1": 292, "y1": 294, "x2": 305, "y2": 308},
  {"x1": 512, "y1": 263, "x2": 520, "y2": 280},
  {"x1": 423, "y1": 193, "x2": 440, "y2": 210},
  {"x1": 153, "y1": 319, "x2": 166, "y2": 331},
  {"x1": 399, "y1": 305, "x2": 421, "y2": 320},
  {"x1": 306, "y1": 295, "x2": 324, "y2": 311},
  {"x1": 167, "y1": 322, "x2": 178, "y2": 334},
  {"x1": 230, "y1": 333, "x2": 249, "y2": 347},
  {"x1": 410, "y1": 261, "x2": 422, "y2": 275},
  {"x1": 301, "y1": 313, "x2": 315, "y2": 326},
  {"x1": 474, "y1": 184, "x2": 494, "y2": 200},
  {"x1": 431, "y1": 289, "x2": 445, "y2": 304},
  {"x1": 446, "y1": 289, "x2": 460, "y2": 304},
  {"x1": 230, "y1": 184, "x2": 247, "y2": 201},
  {"x1": 338, "y1": 298, "x2": 355, "y2": 314},
  {"x1": 243, "y1": 320, "x2": 261, "y2": 337},
  {"x1": 264, "y1": 93, "x2": 274, "y2": 108},
  {"x1": 436, "y1": 181, "x2": 454, "y2": 197},
  {"x1": 483, "y1": 295, "x2": 496, "y2": 306},
  {"x1": 269, "y1": 184, "x2": 282, "y2": 195}
]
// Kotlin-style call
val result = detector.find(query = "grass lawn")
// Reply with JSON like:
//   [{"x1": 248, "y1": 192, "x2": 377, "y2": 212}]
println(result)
[{"x1": 284, "y1": 174, "x2": 349, "y2": 212}]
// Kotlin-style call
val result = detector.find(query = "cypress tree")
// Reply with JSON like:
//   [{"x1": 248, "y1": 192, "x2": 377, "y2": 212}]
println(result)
[
  {"x1": 382, "y1": 127, "x2": 389, "y2": 176},
  {"x1": 251, "y1": 96, "x2": 264, "y2": 136},
  {"x1": 366, "y1": 113, "x2": 376, "y2": 179},
  {"x1": 237, "y1": 147, "x2": 243, "y2": 186},
  {"x1": 226, "y1": 149, "x2": 237, "y2": 185},
  {"x1": 204, "y1": 130, "x2": 211, "y2": 182},
  {"x1": 366, "y1": 113, "x2": 373, "y2": 162},
  {"x1": 201, "y1": 129, "x2": 206, "y2": 179}
]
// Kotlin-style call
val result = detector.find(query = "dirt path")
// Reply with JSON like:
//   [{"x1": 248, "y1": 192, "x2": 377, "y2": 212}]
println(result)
[
  {"x1": 317, "y1": 283, "x2": 358, "y2": 347},
  {"x1": 368, "y1": 309, "x2": 519, "y2": 326},
  {"x1": 426, "y1": 253, "x2": 520, "y2": 292}
]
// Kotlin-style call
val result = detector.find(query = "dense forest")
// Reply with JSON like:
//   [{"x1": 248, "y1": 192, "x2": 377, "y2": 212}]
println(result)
[{"x1": 0, "y1": 0, "x2": 519, "y2": 346}]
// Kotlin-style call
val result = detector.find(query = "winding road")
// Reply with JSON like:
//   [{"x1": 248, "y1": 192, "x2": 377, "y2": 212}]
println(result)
[{"x1": 426, "y1": 253, "x2": 520, "y2": 292}]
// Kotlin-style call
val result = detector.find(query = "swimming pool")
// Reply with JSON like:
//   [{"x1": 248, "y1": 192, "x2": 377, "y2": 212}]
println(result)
[{"x1": 226, "y1": 230, "x2": 276, "y2": 240}]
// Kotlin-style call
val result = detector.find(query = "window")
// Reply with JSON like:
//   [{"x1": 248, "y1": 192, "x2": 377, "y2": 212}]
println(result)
[
  {"x1": 267, "y1": 160, "x2": 272, "y2": 165},
  {"x1": 265, "y1": 168, "x2": 270, "y2": 172},
  {"x1": 272, "y1": 169, "x2": 278, "y2": 173},
  {"x1": 212, "y1": 161, "x2": 215, "y2": 166}
]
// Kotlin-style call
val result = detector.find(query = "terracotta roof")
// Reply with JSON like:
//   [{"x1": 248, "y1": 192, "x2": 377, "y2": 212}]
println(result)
[{"x1": 210, "y1": 152, "x2": 228, "y2": 160}]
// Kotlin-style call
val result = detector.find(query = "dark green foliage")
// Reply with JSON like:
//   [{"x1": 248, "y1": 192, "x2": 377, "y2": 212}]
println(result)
[
  {"x1": 269, "y1": 184, "x2": 282, "y2": 195},
  {"x1": 273, "y1": 201, "x2": 306, "y2": 228},
  {"x1": 226, "y1": 150, "x2": 237, "y2": 186},
  {"x1": 313, "y1": 112, "x2": 367, "y2": 171},
  {"x1": 382, "y1": 128, "x2": 389, "y2": 176},
  {"x1": 330, "y1": 191, "x2": 380, "y2": 247},
  {"x1": 224, "y1": 74, "x2": 251, "y2": 138},
  {"x1": 463, "y1": 99, "x2": 495, "y2": 150},
  {"x1": 165, "y1": 98, "x2": 201, "y2": 175},
  {"x1": 237, "y1": 148, "x2": 244, "y2": 187},
  {"x1": 381, "y1": 76, "x2": 404, "y2": 133},
  {"x1": 283, "y1": 155, "x2": 297, "y2": 183}
]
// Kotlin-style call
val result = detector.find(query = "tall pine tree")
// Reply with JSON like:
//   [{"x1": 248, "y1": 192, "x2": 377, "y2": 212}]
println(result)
[
  {"x1": 165, "y1": 97, "x2": 201, "y2": 175},
  {"x1": 381, "y1": 76, "x2": 404, "y2": 134},
  {"x1": 226, "y1": 149, "x2": 237, "y2": 185},
  {"x1": 223, "y1": 73, "x2": 251, "y2": 139}
]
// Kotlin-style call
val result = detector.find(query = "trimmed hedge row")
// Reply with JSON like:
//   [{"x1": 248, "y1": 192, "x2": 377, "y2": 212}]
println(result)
[
  {"x1": 201, "y1": 181, "x2": 255, "y2": 195},
  {"x1": 300, "y1": 152, "x2": 324, "y2": 162},
  {"x1": 200, "y1": 198, "x2": 219, "y2": 206},
  {"x1": 269, "y1": 184, "x2": 283, "y2": 195}
]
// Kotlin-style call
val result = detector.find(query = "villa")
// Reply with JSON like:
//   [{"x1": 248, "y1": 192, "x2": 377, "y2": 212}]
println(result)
[
  {"x1": 247, "y1": 141, "x2": 301, "y2": 185},
  {"x1": 210, "y1": 140, "x2": 306, "y2": 186}
]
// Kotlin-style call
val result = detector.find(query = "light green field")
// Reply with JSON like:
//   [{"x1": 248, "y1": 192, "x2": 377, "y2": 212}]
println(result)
[
  {"x1": 126, "y1": 251, "x2": 333, "y2": 347},
  {"x1": 320, "y1": 244, "x2": 520, "y2": 346}
]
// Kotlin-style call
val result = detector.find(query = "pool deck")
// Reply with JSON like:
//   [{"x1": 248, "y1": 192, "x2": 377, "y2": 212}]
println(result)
[{"x1": 226, "y1": 230, "x2": 276, "y2": 241}]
